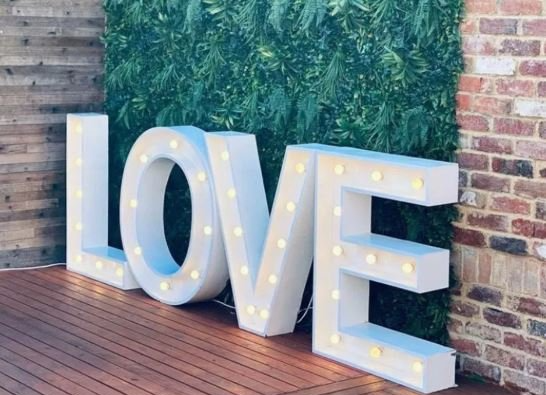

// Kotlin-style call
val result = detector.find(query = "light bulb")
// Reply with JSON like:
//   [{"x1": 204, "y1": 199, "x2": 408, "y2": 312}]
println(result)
[
  {"x1": 371, "y1": 171, "x2": 383, "y2": 182},
  {"x1": 402, "y1": 262, "x2": 415, "y2": 274},
  {"x1": 75, "y1": 222, "x2": 83, "y2": 231},
  {"x1": 129, "y1": 199, "x2": 138, "y2": 208},
  {"x1": 295, "y1": 163, "x2": 305, "y2": 174},
  {"x1": 74, "y1": 122, "x2": 83, "y2": 134},
  {"x1": 160, "y1": 281, "x2": 171, "y2": 291},
  {"x1": 331, "y1": 289, "x2": 340, "y2": 300},
  {"x1": 75, "y1": 158, "x2": 83, "y2": 167},
  {"x1": 268, "y1": 274, "x2": 278, "y2": 285},
  {"x1": 134, "y1": 246, "x2": 142, "y2": 256},
  {"x1": 333, "y1": 206, "x2": 342, "y2": 217},
  {"x1": 76, "y1": 189, "x2": 83, "y2": 199},
  {"x1": 366, "y1": 254, "x2": 377, "y2": 265},
  {"x1": 246, "y1": 305, "x2": 256, "y2": 315},
  {"x1": 95, "y1": 261, "x2": 103, "y2": 270},
  {"x1": 412, "y1": 177, "x2": 424, "y2": 190},
  {"x1": 197, "y1": 172, "x2": 207, "y2": 182},
  {"x1": 259, "y1": 309, "x2": 270, "y2": 319},
  {"x1": 286, "y1": 201, "x2": 296, "y2": 212},
  {"x1": 332, "y1": 245, "x2": 343, "y2": 256},
  {"x1": 277, "y1": 238, "x2": 287, "y2": 249},
  {"x1": 221, "y1": 151, "x2": 230, "y2": 161},
  {"x1": 203, "y1": 226, "x2": 213, "y2": 235},
  {"x1": 190, "y1": 270, "x2": 200, "y2": 280},
  {"x1": 227, "y1": 188, "x2": 236, "y2": 199},
  {"x1": 413, "y1": 361, "x2": 424, "y2": 373},
  {"x1": 240, "y1": 266, "x2": 249, "y2": 276},
  {"x1": 334, "y1": 164, "x2": 345, "y2": 175},
  {"x1": 116, "y1": 267, "x2": 124, "y2": 278},
  {"x1": 233, "y1": 227, "x2": 243, "y2": 237},
  {"x1": 169, "y1": 139, "x2": 179, "y2": 149},
  {"x1": 139, "y1": 154, "x2": 149, "y2": 164},
  {"x1": 369, "y1": 346, "x2": 382, "y2": 359},
  {"x1": 330, "y1": 334, "x2": 341, "y2": 344},
  {"x1": 75, "y1": 255, "x2": 83, "y2": 263}
]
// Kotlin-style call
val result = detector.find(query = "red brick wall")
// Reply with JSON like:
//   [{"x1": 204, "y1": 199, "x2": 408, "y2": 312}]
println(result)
[{"x1": 453, "y1": 1, "x2": 546, "y2": 394}]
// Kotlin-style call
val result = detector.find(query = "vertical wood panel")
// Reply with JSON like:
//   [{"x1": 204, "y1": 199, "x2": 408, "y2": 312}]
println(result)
[{"x1": 0, "y1": 0, "x2": 104, "y2": 268}]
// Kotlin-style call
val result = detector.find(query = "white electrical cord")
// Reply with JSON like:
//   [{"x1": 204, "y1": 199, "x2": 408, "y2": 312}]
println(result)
[{"x1": 0, "y1": 262, "x2": 66, "y2": 272}]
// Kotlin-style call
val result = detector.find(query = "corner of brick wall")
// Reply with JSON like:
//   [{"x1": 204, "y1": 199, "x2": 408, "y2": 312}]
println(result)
[{"x1": 453, "y1": 1, "x2": 546, "y2": 394}]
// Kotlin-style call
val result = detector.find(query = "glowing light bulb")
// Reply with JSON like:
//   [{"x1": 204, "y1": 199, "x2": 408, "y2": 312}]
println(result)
[
  {"x1": 333, "y1": 206, "x2": 342, "y2": 217},
  {"x1": 74, "y1": 122, "x2": 83, "y2": 134},
  {"x1": 331, "y1": 289, "x2": 340, "y2": 300},
  {"x1": 160, "y1": 281, "x2": 171, "y2": 291},
  {"x1": 190, "y1": 270, "x2": 200, "y2": 280},
  {"x1": 277, "y1": 238, "x2": 287, "y2": 249},
  {"x1": 139, "y1": 154, "x2": 149, "y2": 164},
  {"x1": 75, "y1": 158, "x2": 83, "y2": 167},
  {"x1": 366, "y1": 254, "x2": 377, "y2": 265},
  {"x1": 75, "y1": 255, "x2": 83, "y2": 263},
  {"x1": 221, "y1": 151, "x2": 230, "y2": 161},
  {"x1": 402, "y1": 262, "x2": 415, "y2": 274},
  {"x1": 268, "y1": 274, "x2": 278, "y2": 285},
  {"x1": 203, "y1": 226, "x2": 213, "y2": 235},
  {"x1": 413, "y1": 361, "x2": 424, "y2": 373},
  {"x1": 76, "y1": 189, "x2": 83, "y2": 199},
  {"x1": 330, "y1": 334, "x2": 341, "y2": 344},
  {"x1": 134, "y1": 246, "x2": 142, "y2": 256},
  {"x1": 95, "y1": 260, "x2": 103, "y2": 270},
  {"x1": 286, "y1": 201, "x2": 296, "y2": 212},
  {"x1": 233, "y1": 227, "x2": 243, "y2": 237},
  {"x1": 369, "y1": 346, "x2": 383, "y2": 359},
  {"x1": 412, "y1": 177, "x2": 424, "y2": 190},
  {"x1": 169, "y1": 139, "x2": 179, "y2": 149},
  {"x1": 197, "y1": 172, "x2": 207, "y2": 182},
  {"x1": 75, "y1": 222, "x2": 83, "y2": 231},
  {"x1": 240, "y1": 266, "x2": 249, "y2": 275},
  {"x1": 116, "y1": 267, "x2": 124, "y2": 278},
  {"x1": 260, "y1": 309, "x2": 270, "y2": 319},
  {"x1": 246, "y1": 305, "x2": 256, "y2": 315},
  {"x1": 295, "y1": 163, "x2": 305, "y2": 174},
  {"x1": 129, "y1": 199, "x2": 138, "y2": 208},
  {"x1": 371, "y1": 171, "x2": 383, "y2": 182},
  {"x1": 334, "y1": 164, "x2": 345, "y2": 175},
  {"x1": 332, "y1": 245, "x2": 343, "y2": 256},
  {"x1": 227, "y1": 188, "x2": 236, "y2": 199}
]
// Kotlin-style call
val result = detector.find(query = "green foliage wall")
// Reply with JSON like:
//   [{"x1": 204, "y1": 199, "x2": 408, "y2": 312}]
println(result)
[{"x1": 104, "y1": 0, "x2": 463, "y2": 343}]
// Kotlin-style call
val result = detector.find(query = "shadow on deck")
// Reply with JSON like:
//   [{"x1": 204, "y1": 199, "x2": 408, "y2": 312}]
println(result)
[{"x1": 0, "y1": 267, "x2": 513, "y2": 395}]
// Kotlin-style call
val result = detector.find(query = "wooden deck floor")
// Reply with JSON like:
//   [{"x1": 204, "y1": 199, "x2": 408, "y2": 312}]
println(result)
[{"x1": 0, "y1": 267, "x2": 509, "y2": 395}]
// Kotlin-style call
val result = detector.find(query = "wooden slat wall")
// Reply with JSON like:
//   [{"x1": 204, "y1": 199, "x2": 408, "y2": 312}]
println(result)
[{"x1": 0, "y1": 0, "x2": 104, "y2": 268}]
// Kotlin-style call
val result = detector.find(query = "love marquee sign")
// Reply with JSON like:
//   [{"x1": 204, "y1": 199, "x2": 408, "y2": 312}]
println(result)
[{"x1": 67, "y1": 113, "x2": 458, "y2": 393}]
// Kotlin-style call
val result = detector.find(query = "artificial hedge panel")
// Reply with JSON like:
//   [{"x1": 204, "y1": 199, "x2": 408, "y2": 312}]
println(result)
[{"x1": 104, "y1": 0, "x2": 463, "y2": 344}]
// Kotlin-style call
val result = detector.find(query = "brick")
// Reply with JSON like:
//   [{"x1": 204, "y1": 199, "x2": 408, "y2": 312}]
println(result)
[
  {"x1": 490, "y1": 236, "x2": 527, "y2": 255},
  {"x1": 523, "y1": 19, "x2": 546, "y2": 35},
  {"x1": 535, "y1": 222, "x2": 546, "y2": 239},
  {"x1": 504, "y1": 370, "x2": 546, "y2": 395},
  {"x1": 475, "y1": 57, "x2": 516, "y2": 76},
  {"x1": 472, "y1": 136, "x2": 512, "y2": 154},
  {"x1": 529, "y1": 319, "x2": 546, "y2": 338},
  {"x1": 515, "y1": 180, "x2": 546, "y2": 199},
  {"x1": 478, "y1": 251, "x2": 492, "y2": 284},
  {"x1": 459, "y1": 75, "x2": 491, "y2": 93},
  {"x1": 541, "y1": 122, "x2": 546, "y2": 138},
  {"x1": 468, "y1": 285, "x2": 503, "y2": 306},
  {"x1": 480, "y1": 18, "x2": 518, "y2": 34},
  {"x1": 456, "y1": 93, "x2": 471, "y2": 111},
  {"x1": 539, "y1": 82, "x2": 546, "y2": 97},
  {"x1": 521, "y1": 60, "x2": 546, "y2": 77},
  {"x1": 473, "y1": 96, "x2": 512, "y2": 115},
  {"x1": 466, "y1": 0, "x2": 497, "y2": 14},
  {"x1": 496, "y1": 79, "x2": 535, "y2": 97},
  {"x1": 483, "y1": 307, "x2": 522, "y2": 328},
  {"x1": 458, "y1": 152, "x2": 488, "y2": 171},
  {"x1": 505, "y1": 333, "x2": 546, "y2": 357},
  {"x1": 451, "y1": 338, "x2": 481, "y2": 357},
  {"x1": 471, "y1": 173, "x2": 510, "y2": 192},
  {"x1": 459, "y1": 170, "x2": 468, "y2": 187},
  {"x1": 499, "y1": 0, "x2": 542, "y2": 15},
  {"x1": 457, "y1": 113, "x2": 490, "y2": 131},
  {"x1": 459, "y1": 190, "x2": 487, "y2": 208},
  {"x1": 494, "y1": 118, "x2": 535, "y2": 136},
  {"x1": 507, "y1": 257, "x2": 524, "y2": 293},
  {"x1": 514, "y1": 99, "x2": 546, "y2": 118},
  {"x1": 484, "y1": 345, "x2": 524, "y2": 370},
  {"x1": 492, "y1": 157, "x2": 533, "y2": 178},
  {"x1": 528, "y1": 358, "x2": 546, "y2": 379},
  {"x1": 454, "y1": 226, "x2": 487, "y2": 247},
  {"x1": 462, "y1": 358, "x2": 501, "y2": 383},
  {"x1": 516, "y1": 140, "x2": 546, "y2": 160},
  {"x1": 534, "y1": 242, "x2": 546, "y2": 262},
  {"x1": 537, "y1": 201, "x2": 546, "y2": 220},
  {"x1": 491, "y1": 195, "x2": 530, "y2": 215},
  {"x1": 461, "y1": 19, "x2": 478, "y2": 34},
  {"x1": 523, "y1": 259, "x2": 540, "y2": 296},
  {"x1": 451, "y1": 300, "x2": 480, "y2": 318},
  {"x1": 468, "y1": 212, "x2": 508, "y2": 232},
  {"x1": 512, "y1": 218, "x2": 535, "y2": 238},
  {"x1": 463, "y1": 36, "x2": 496, "y2": 55},
  {"x1": 465, "y1": 322, "x2": 501, "y2": 342},
  {"x1": 500, "y1": 39, "x2": 541, "y2": 56},
  {"x1": 510, "y1": 296, "x2": 546, "y2": 318}
]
